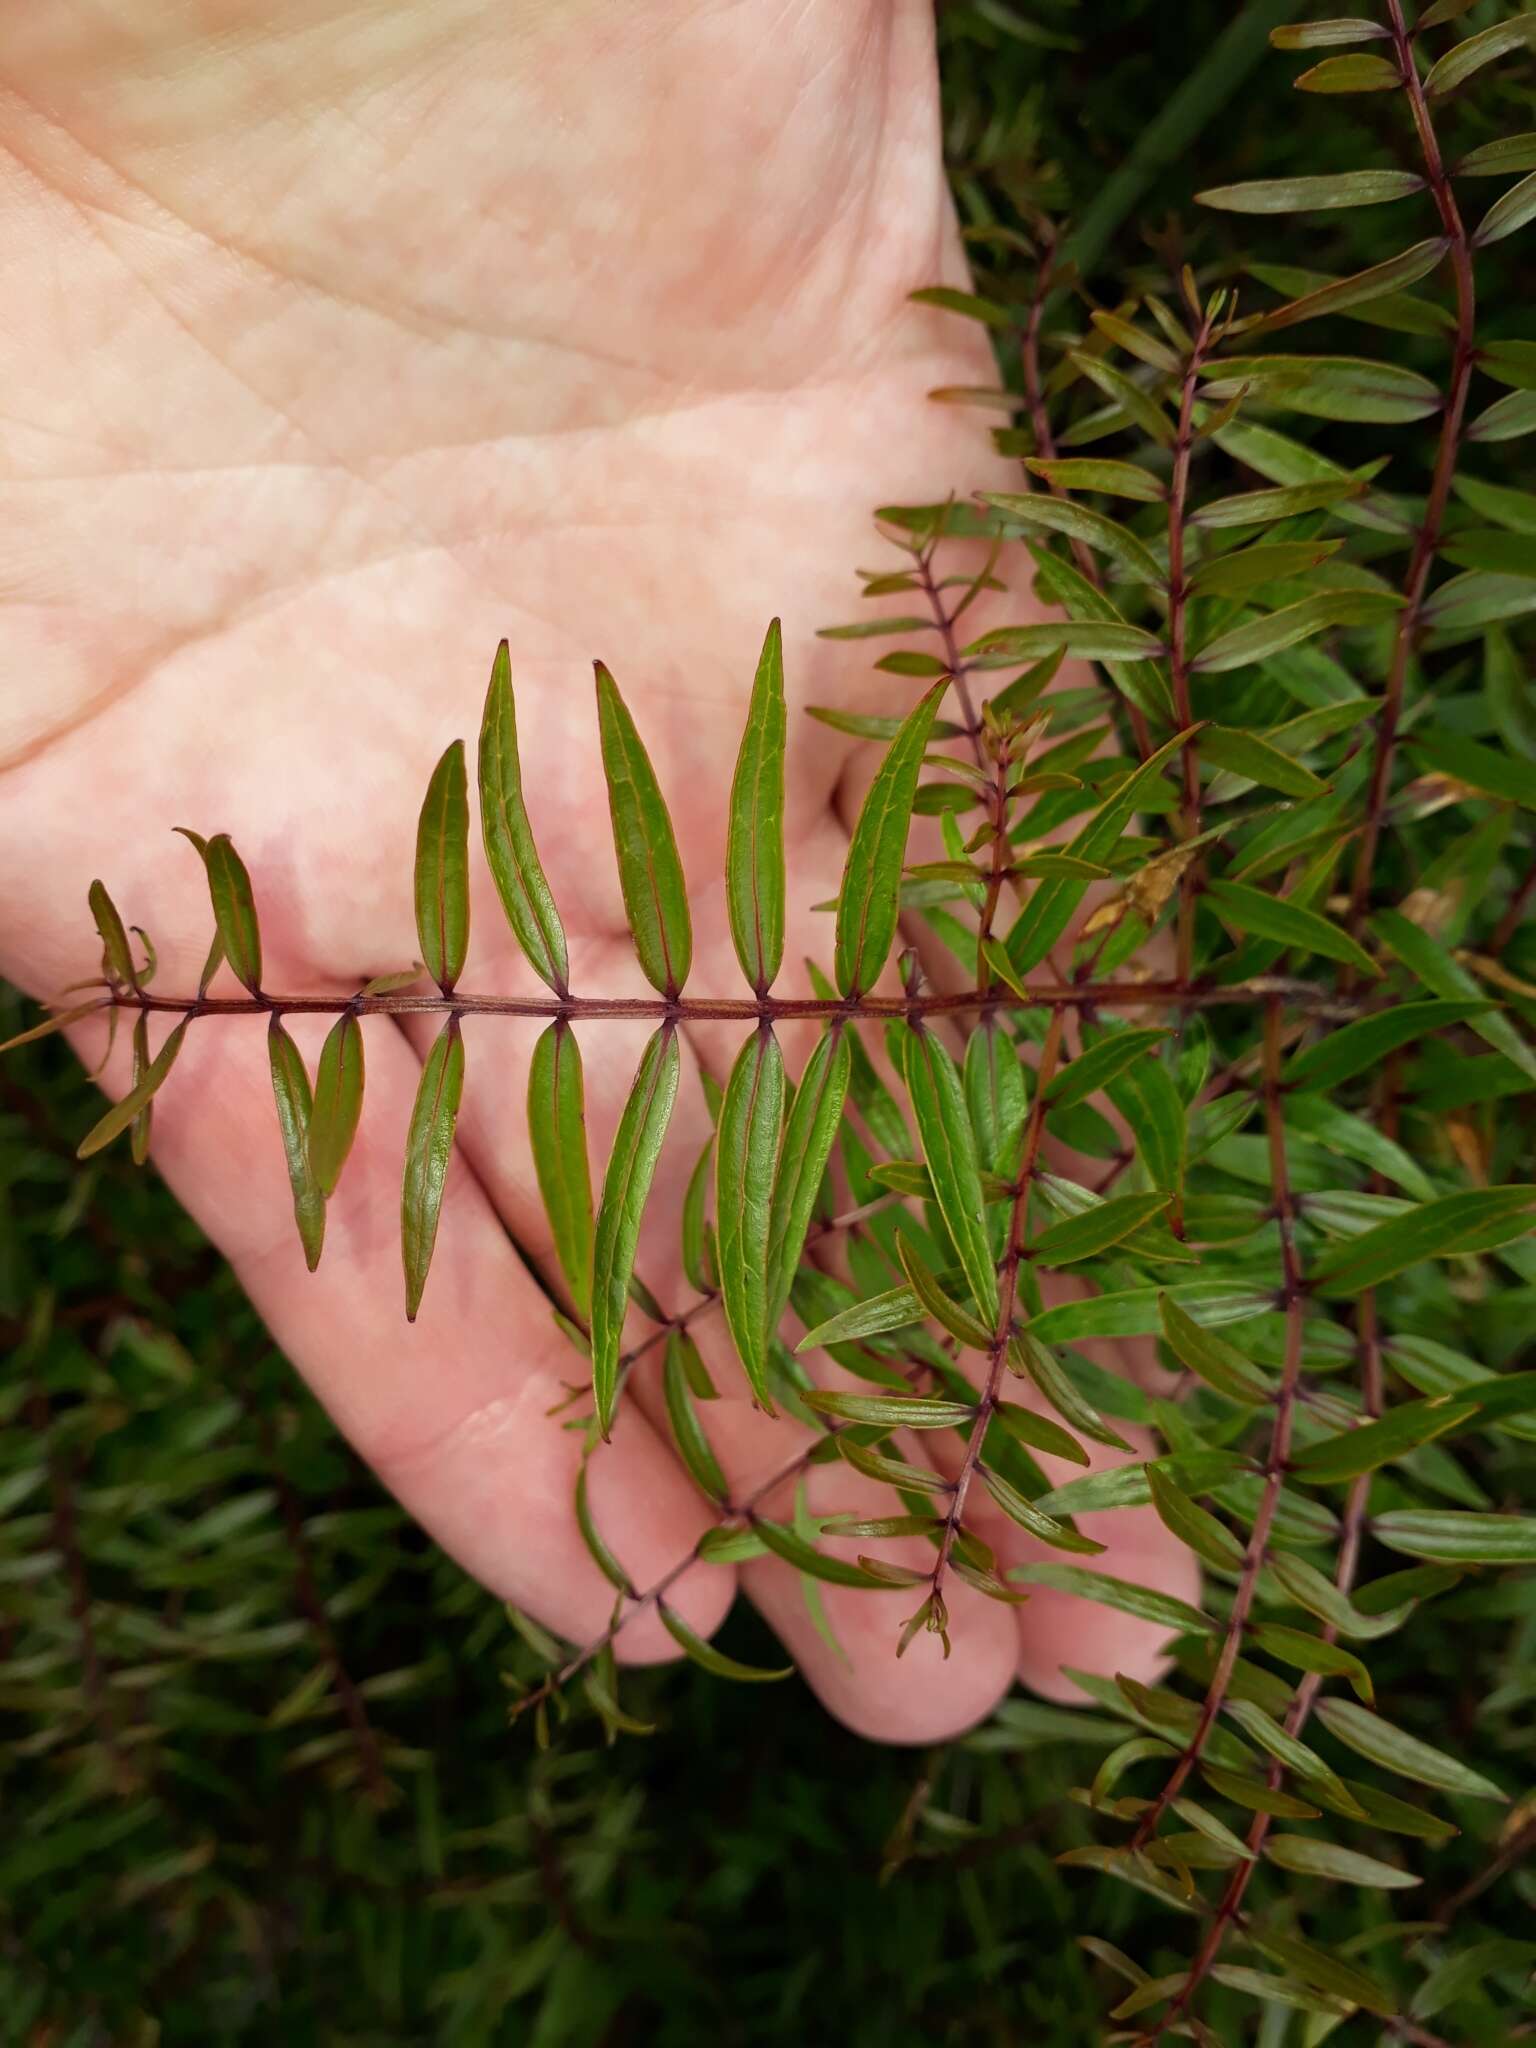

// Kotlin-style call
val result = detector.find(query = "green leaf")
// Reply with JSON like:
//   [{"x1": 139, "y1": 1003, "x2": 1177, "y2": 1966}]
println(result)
[
  {"x1": 1476, "y1": 169, "x2": 1536, "y2": 248},
  {"x1": 1147, "y1": 1466, "x2": 1246, "y2": 1571},
  {"x1": 1291, "y1": 1397, "x2": 1480, "y2": 1484},
  {"x1": 716, "y1": 1028, "x2": 785, "y2": 1408},
  {"x1": 1205, "y1": 877, "x2": 1379, "y2": 975},
  {"x1": 898, "y1": 1233, "x2": 994, "y2": 1349},
  {"x1": 1198, "y1": 168, "x2": 1418, "y2": 211},
  {"x1": 908, "y1": 284, "x2": 1012, "y2": 329},
  {"x1": 1315, "y1": 1697, "x2": 1506, "y2": 1801},
  {"x1": 816, "y1": 616, "x2": 939, "y2": 641},
  {"x1": 88, "y1": 880, "x2": 138, "y2": 988},
  {"x1": 1201, "y1": 1765, "x2": 1320, "y2": 1820},
  {"x1": 1411, "y1": 729, "x2": 1536, "y2": 810},
  {"x1": 1265, "y1": 1836, "x2": 1418, "y2": 1887},
  {"x1": 1203, "y1": 355, "x2": 1439, "y2": 424},
  {"x1": 1205, "y1": 1968, "x2": 1350, "y2": 2018},
  {"x1": 1268, "y1": 1551, "x2": 1410, "y2": 1640},
  {"x1": 796, "y1": 1286, "x2": 920, "y2": 1354},
  {"x1": 1199, "y1": 725, "x2": 1326, "y2": 797},
  {"x1": 1248, "y1": 1623, "x2": 1373, "y2": 1702},
  {"x1": 267, "y1": 1020, "x2": 325, "y2": 1273},
  {"x1": 1425, "y1": 15, "x2": 1536, "y2": 95},
  {"x1": 1193, "y1": 591, "x2": 1402, "y2": 671},
  {"x1": 1159, "y1": 1295, "x2": 1273, "y2": 1403},
  {"x1": 1009, "y1": 1562, "x2": 1212, "y2": 1634},
  {"x1": 1373, "y1": 1508, "x2": 1536, "y2": 1564},
  {"x1": 1244, "y1": 238, "x2": 1447, "y2": 337},
  {"x1": 726, "y1": 619, "x2": 787, "y2": 992},
  {"x1": 1011, "y1": 1335, "x2": 1134, "y2": 1453},
  {"x1": 662, "y1": 1335, "x2": 727, "y2": 1503},
  {"x1": 308, "y1": 1014, "x2": 365, "y2": 1200},
  {"x1": 1103, "y1": 1049, "x2": 1188, "y2": 1196},
  {"x1": 1033, "y1": 1193, "x2": 1171, "y2": 1267},
  {"x1": 835, "y1": 683, "x2": 944, "y2": 996},
  {"x1": 1187, "y1": 540, "x2": 1341, "y2": 598},
  {"x1": 801, "y1": 1390, "x2": 975, "y2": 1430},
  {"x1": 401, "y1": 1017, "x2": 465, "y2": 1321},
  {"x1": 766, "y1": 1028, "x2": 850, "y2": 1326},
  {"x1": 902, "y1": 1025, "x2": 999, "y2": 1327},
  {"x1": 991, "y1": 1400, "x2": 1088, "y2": 1467},
  {"x1": 1373, "y1": 907, "x2": 1536, "y2": 1082},
  {"x1": 981, "y1": 1466, "x2": 1105, "y2": 1555},
  {"x1": 1224, "y1": 1701, "x2": 1361, "y2": 1810},
  {"x1": 414, "y1": 742, "x2": 470, "y2": 994},
  {"x1": 77, "y1": 1019, "x2": 190, "y2": 1159},
  {"x1": 659, "y1": 1603, "x2": 792, "y2": 1682},
  {"x1": 528, "y1": 1022, "x2": 594, "y2": 1323},
  {"x1": 595, "y1": 664, "x2": 692, "y2": 994},
  {"x1": 190, "y1": 833, "x2": 263, "y2": 995},
  {"x1": 1047, "y1": 1028, "x2": 1171, "y2": 1111},
  {"x1": 478, "y1": 641, "x2": 568, "y2": 993},
  {"x1": 1246, "y1": 1931, "x2": 1396, "y2": 2018},
  {"x1": 1458, "y1": 131, "x2": 1536, "y2": 176},
  {"x1": 1066, "y1": 352, "x2": 1177, "y2": 448},
  {"x1": 964, "y1": 620, "x2": 1164, "y2": 663},
  {"x1": 1023, "y1": 458, "x2": 1165, "y2": 501},
  {"x1": 574, "y1": 1462, "x2": 631, "y2": 1594},
  {"x1": 1286, "y1": 999, "x2": 1491, "y2": 1091},
  {"x1": 1194, "y1": 478, "x2": 1369, "y2": 530},
  {"x1": 978, "y1": 492, "x2": 1164, "y2": 582},
  {"x1": 128, "y1": 1013, "x2": 153, "y2": 1166},
  {"x1": 590, "y1": 1027, "x2": 680, "y2": 1435},
  {"x1": 1312, "y1": 1187, "x2": 1536, "y2": 1296},
  {"x1": 1294, "y1": 52, "x2": 1402, "y2": 91},
  {"x1": 753, "y1": 1519, "x2": 891, "y2": 1590}
]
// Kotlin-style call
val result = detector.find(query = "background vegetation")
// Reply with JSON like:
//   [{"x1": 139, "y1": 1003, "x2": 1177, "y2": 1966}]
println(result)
[{"x1": 4, "y1": 3, "x2": 1534, "y2": 2042}]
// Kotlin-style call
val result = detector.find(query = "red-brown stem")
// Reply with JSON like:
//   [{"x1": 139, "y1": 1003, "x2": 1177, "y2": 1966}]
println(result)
[
  {"x1": 93, "y1": 976, "x2": 1368, "y2": 1029},
  {"x1": 1347, "y1": 1, "x2": 1477, "y2": 942},
  {"x1": 975, "y1": 748, "x2": 1014, "y2": 991},
  {"x1": 914, "y1": 544, "x2": 984, "y2": 761},
  {"x1": 1129, "y1": 1002, "x2": 1306, "y2": 1852},
  {"x1": 1168, "y1": 306, "x2": 1218, "y2": 990},
  {"x1": 930, "y1": 1010, "x2": 1065, "y2": 1603}
]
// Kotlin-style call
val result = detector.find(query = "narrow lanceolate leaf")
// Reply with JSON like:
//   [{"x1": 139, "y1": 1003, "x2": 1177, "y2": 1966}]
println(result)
[
  {"x1": 1291, "y1": 1397, "x2": 1480, "y2": 1484},
  {"x1": 802, "y1": 1389, "x2": 974, "y2": 1430},
  {"x1": 978, "y1": 492, "x2": 1164, "y2": 583},
  {"x1": 1047, "y1": 1028, "x2": 1170, "y2": 1112},
  {"x1": 1294, "y1": 52, "x2": 1402, "y2": 92},
  {"x1": 964, "y1": 620, "x2": 1164, "y2": 663},
  {"x1": 1200, "y1": 725, "x2": 1327, "y2": 797},
  {"x1": 715, "y1": 1027, "x2": 785, "y2": 1407},
  {"x1": 1425, "y1": 15, "x2": 1536, "y2": 96},
  {"x1": 1032, "y1": 1194, "x2": 1170, "y2": 1267},
  {"x1": 1023, "y1": 457, "x2": 1165, "y2": 501},
  {"x1": 898, "y1": 1234, "x2": 994, "y2": 1350},
  {"x1": 1193, "y1": 592, "x2": 1402, "y2": 672},
  {"x1": 1146, "y1": 1467, "x2": 1246, "y2": 1572},
  {"x1": 77, "y1": 1019, "x2": 190, "y2": 1158},
  {"x1": 1008, "y1": 1562, "x2": 1212, "y2": 1635},
  {"x1": 401, "y1": 1017, "x2": 465, "y2": 1321},
  {"x1": 903, "y1": 1025, "x2": 999, "y2": 1327},
  {"x1": 796, "y1": 1285, "x2": 920, "y2": 1353},
  {"x1": 1312, "y1": 1187, "x2": 1536, "y2": 1296},
  {"x1": 1286, "y1": 1000, "x2": 1490, "y2": 1092},
  {"x1": 1476, "y1": 170, "x2": 1536, "y2": 248},
  {"x1": 193, "y1": 833, "x2": 263, "y2": 994},
  {"x1": 1270, "y1": 18, "x2": 1389, "y2": 49},
  {"x1": 660, "y1": 1602, "x2": 793, "y2": 1681},
  {"x1": 1373, "y1": 1508, "x2": 1536, "y2": 1564},
  {"x1": 663, "y1": 1331, "x2": 727, "y2": 1502},
  {"x1": 89, "y1": 880, "x2": 138, "y2": 988},
  {"x1": 834, "y1": 683, "x2": 944, "y2": 996},
  {"x1": 128, "y1": 1014, "x2": 153, "y2": 1166},
  {"x1": 528, "y1": 1022, "x2": 594, "y2": 1322},
  {"x1": 590, "y1": 1027, "x2": 680, "y2": 1434},
  {"x1": 1205, "y1": 877, "x2": 1379, "y2": 976},
  {"x1": 309, "y1": 1013, "x2": 365, "y2": 1198},
  {"x1": 1160, "y1": 1296, "x2": 1274, "y2": 1403},
  {"x1": 478, "y1": 641, "x2": 568, "y2": 992},
  {"x1": 1249, "y1": 238, "x2": 1447, "y2": 336},
  {"x1": 1412, "y1": 729, "x2": 1536, "y2": 810},
  {"x1": 594, "y1": 664, "x2": 692, "y2": 995},
  {"x1": 1198, "y1": 169, "x2": 1419, "y2": 212},
  {"x1": 414, "y1": 740, "x2": 471, "y2": 993},
  {"x1": 1265, "y1": 1837, "x2": 1418, "y2": 1888},
  {"x1": 268, "y1": 1021, "x2": 325, "y2": 1272},
  {"x1": 726, "y1": 619, "x2": 787, "y2": 993},
  {"x1": 1248, "y1": 1623, "x2": 1373, "y2": 1702},
  {"x1": 766, "y1": 1028, "x2": 850, "y2": 1325},
  {"x1": 1315, "y1": 1697, "x2": 1507, "y2": 1802},
  {"x1": 1193, "y1": 477, "x2": 1367, "y2": 528},
  {"x1": 574, "y1": 1464, "x2": 632, "y2": 1593}
]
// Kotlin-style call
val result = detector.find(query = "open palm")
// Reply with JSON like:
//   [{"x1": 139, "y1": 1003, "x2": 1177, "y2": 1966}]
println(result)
[{"x1": 0, "y1": 0, "x2": 1193, "y2": 1738}]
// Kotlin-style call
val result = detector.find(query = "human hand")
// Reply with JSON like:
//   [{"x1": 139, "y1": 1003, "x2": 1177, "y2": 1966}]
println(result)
[{"x1": 0, "y1": 0, "x2": 1195, "y2": 1739}]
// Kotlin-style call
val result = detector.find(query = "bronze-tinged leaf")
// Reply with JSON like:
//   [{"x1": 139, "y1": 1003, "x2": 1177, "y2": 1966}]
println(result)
[
  {"x1": 478, "y1": 641, "x2": 569, "y2": 993},
  {"x1": 88, "y1": 880, "x2": 138, "y2": 989},
  {"x1": 180, "y1": 831, "x2": 263, "y2": 994},
  {"x1": 129, "y1": 1013, "x2": 153, "y2": 1166},
  {"x1": 414, "y1": 739, "x2": 471, "y2": 994},
  {"x1": 268, "y1": 1019, "x2": 325, "y2": 1272},
  {"x1": 401, "y1": 1016, "x2": 465, "y2": 1320},
  {"x1": 308, "y1": 1013, "x2": 365, "y2": 1199},
  {"x1": 77, "y1": 1018, "x2": 190, "y2": 1159}
]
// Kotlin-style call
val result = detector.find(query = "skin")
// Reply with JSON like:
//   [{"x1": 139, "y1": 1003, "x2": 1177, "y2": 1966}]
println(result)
[{"x1": 0, "y1": 0, "x2": 1197, "y2": 1741}]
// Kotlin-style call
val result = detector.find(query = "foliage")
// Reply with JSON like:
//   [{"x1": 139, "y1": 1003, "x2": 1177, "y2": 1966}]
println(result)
[{"x1": 6, "y1": 1, "x2": 1536, "y2": 2040}]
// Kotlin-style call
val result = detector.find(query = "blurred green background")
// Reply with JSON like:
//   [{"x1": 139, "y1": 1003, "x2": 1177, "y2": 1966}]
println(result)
[{"x1": 4, "y1": 4, "x2": 1534, "y2": 2042}]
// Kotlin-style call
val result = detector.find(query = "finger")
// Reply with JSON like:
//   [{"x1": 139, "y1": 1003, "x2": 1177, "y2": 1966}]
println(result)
[{"x1": 68, "y1": 1004, "x2": 734, "y2": 1665}]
